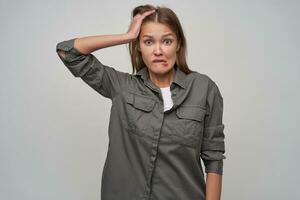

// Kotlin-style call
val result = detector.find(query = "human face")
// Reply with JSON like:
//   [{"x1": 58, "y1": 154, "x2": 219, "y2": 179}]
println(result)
[{"x1": 138, "y1": 22, "x2": 179, "y2": 76}]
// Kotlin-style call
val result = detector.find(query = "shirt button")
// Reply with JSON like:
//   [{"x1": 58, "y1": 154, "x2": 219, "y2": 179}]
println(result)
[{"x1": 150, "y1": 156, "x2": 156, "y2": 162}]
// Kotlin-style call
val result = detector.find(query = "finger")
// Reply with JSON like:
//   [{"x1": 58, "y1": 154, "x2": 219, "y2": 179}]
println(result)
[
  {"x1": 146, "y1": 9, "x2": 156, "y2": 13},
  {"x1": 142, "y1": 9, "x2": 156, "y2": 17},
  {"x1": 133, "y1": 10, "x2": 155, "y2": 20}
]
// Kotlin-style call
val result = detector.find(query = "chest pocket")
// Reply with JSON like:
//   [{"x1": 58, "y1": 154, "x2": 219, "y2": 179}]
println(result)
[
  {"x1": 170, "y1": 105, "x2": 207, "y2": 147},
  {"x1": 124, "y1": 92, "x2": 156, "y2": 139}
]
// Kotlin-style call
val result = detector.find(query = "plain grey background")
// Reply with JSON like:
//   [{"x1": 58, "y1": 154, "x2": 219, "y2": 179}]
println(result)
[{"x1": 1, "y1": 0, "x2": 299, "y2": 199}]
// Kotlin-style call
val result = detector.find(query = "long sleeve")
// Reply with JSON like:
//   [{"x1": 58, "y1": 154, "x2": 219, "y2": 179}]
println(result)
[
  {"x1": 55, "y1": 38, "x2": 132, "y2": 100},
  {"x1": 200, "y1": 80, "x2": 226, "y2": 175}
]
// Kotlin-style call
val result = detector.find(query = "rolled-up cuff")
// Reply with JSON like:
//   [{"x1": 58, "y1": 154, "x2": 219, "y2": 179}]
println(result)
[
  {"x1": 200, "y1": 149, "x2": 226, "y2": 175},
  {"x1": 56, "y1": 38, "x2": 84, "y2": 62},
  {"x1": 204, "y1": 160, "x2": 224, "y2": 175}
]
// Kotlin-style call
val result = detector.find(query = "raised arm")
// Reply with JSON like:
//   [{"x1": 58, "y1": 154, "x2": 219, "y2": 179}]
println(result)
[
  {"x1": 55, "y1": 10, "x2": 156, "y2": 99},
  {"x1": 71, "y1": 10, "x2": 156, "y2": 55},
  {"x1": 57, "y1": 34, "x2": 133, "y2": 59},
  {"x1": 56, "y1": 35, "x2": 133, "y2": 100}
]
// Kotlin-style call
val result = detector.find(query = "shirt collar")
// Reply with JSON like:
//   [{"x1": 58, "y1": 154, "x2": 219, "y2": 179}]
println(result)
[{"x1": 136, "y1": 66, "x2": 186, "y2": 89}]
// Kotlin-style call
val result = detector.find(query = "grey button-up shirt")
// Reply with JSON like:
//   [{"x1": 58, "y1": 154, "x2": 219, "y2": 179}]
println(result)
[{"x1": 56, "y1": 38, "x2": 226, "y2": 200}]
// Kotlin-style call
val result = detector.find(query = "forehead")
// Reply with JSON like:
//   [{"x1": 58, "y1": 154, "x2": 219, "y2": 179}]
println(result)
[{"x1": 140, "y1": 22, "x2": 176, "y2": 38}]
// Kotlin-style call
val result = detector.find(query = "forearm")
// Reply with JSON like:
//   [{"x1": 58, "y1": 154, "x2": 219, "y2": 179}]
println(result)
[
  {"x1": 205, "y1": 172, "x2": 222, "y2": 200},
  {"x1": 74, "y1": 33, "x2": 134, "y2": 55},
  {"x1": 66, "y1": 9, "x2": 156, "y2": 55}
]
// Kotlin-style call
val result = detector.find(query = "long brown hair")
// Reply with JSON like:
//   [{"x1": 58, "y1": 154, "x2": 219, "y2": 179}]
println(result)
[{"x1": 128, "y1": 4, "x2": 192, "y2": 74}]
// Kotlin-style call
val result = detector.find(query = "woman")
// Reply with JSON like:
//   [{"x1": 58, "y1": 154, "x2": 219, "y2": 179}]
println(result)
[{"x1": 56, "y1": 4, "x2": 226, "y2": 200}]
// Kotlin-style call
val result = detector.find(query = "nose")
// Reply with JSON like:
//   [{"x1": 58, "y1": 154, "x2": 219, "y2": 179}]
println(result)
[{"x1": 153, "y1": 43, "x2": 163, "y2": 56}]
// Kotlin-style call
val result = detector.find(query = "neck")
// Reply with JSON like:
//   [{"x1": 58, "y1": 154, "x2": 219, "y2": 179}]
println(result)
[{"x1": 149, "y1": 67, "x2": 176, "y2": 88}]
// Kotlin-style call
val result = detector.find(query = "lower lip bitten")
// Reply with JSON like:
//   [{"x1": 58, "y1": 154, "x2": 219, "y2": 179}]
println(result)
[{"x1": 154, "y1": 61, "x2": 168, "y2": 65}]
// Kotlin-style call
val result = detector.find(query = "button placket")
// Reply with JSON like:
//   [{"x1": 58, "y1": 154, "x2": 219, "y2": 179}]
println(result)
[{"x1": 143, "y1": 112, "x2": 163, "y2": 199}]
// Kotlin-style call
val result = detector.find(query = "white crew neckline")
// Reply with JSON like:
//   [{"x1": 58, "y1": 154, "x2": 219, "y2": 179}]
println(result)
[{"x1": 159, "y1": 86, "x2": 173, "y2": 112}]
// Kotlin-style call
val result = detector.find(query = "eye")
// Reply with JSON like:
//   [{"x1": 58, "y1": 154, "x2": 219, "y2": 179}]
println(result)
[
  {"x1": 144, "y1": 40, "x2": 153, "y2": 45},
  {"x1": 164, "y1": 39, "x2": 173, "y2": 45}
]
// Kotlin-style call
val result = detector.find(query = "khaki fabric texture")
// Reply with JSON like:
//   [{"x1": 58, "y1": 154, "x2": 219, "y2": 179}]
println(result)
[{"x1": 56, "y1": 38, "x2": 226, "y2": 200}]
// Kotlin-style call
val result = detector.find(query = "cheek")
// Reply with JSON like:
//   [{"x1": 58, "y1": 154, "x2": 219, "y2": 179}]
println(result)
[
  {"x1": 143, "y1": 47, "x2": 152, "y2": 54},
  {"x1": 140, "y1": 49, "x2": 152, "y2": 60},
  {"x1": 166, "y1": 49, "x2": 177, "y2": 60},
  {"x1": 140, "y1": 52, "x2": 152, "y2": 64}
]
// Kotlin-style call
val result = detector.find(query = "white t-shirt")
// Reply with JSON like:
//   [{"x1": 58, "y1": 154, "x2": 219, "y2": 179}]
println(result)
[{"x1": 160, "y1": 86, "x2": 174, "y2": 112}]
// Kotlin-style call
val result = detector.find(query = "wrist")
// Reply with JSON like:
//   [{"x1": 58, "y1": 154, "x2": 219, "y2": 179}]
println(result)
[{"x1": 123, "y1": 33, "x2": 137, "y2": 42}]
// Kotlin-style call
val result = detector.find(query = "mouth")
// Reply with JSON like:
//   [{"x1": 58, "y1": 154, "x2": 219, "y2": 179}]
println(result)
[{"x1": 152, "y1": 59, "x2": 167, "y2": 63}]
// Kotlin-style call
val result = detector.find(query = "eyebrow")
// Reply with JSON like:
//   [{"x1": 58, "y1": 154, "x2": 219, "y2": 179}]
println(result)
[{"x1": 142, "y1": 33, "x2": 174, "y2": 38}]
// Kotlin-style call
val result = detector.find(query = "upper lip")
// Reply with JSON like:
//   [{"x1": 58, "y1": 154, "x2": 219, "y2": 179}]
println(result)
[{"x1": 152, "y1": 59, "x2": 167, "y2": 62}]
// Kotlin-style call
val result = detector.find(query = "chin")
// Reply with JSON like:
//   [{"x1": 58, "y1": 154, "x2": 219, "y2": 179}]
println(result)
[{"x1": 149, "y1": 64, "x2": 174, "y2": 75}]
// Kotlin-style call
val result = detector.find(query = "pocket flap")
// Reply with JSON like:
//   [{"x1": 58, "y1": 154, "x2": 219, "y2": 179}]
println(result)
[
  {"x1": 125, "y1": 93, "x2": 156, "y2": 112},
  {"x1": 176, "y1": 106, "x2": 206, "y2": 122}
]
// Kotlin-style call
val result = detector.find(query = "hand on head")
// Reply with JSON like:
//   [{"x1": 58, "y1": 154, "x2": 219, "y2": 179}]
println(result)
[{"x1": 127, "y1": 9, "x2": 156, "y2": 40}]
